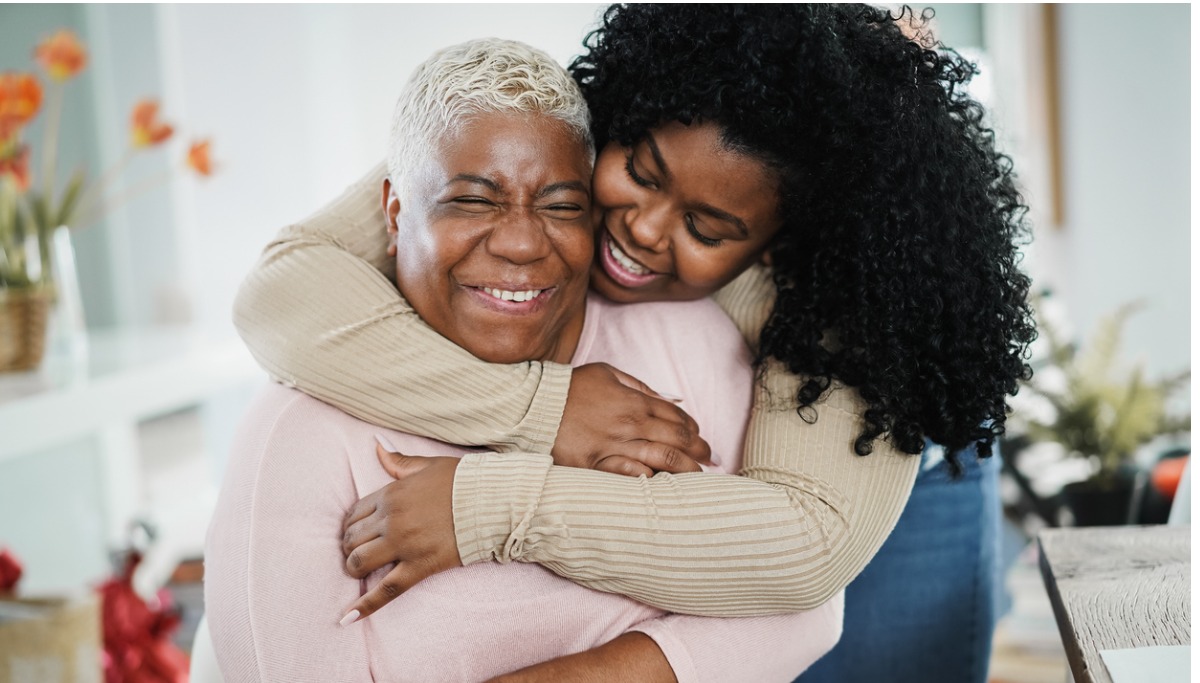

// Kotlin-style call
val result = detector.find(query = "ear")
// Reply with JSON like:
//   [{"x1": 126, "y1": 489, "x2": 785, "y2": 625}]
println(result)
[
  {"x1": 759, "y1": 248, "x2": 773, "y2": 267},
  {"x1": 382, "y1": 178, "x2": 401, "y2": 256}
]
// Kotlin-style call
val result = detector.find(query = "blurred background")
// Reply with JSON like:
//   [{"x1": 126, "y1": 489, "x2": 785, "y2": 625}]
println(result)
[{"x1": 0, "y1": 4, "x2": 1189, "y2": 682}]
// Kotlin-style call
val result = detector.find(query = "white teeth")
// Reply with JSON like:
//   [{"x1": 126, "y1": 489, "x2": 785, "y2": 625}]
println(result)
[
  {"x1": 482, "y1": 287, "x2": 542, "y2": 303},
  {"x1": 608, "y1": 237, "x2": 650, "y2": 275}
]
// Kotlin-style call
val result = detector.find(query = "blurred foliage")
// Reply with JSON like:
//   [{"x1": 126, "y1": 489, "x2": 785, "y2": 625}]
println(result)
[{"x1": 1022, "y1": 297, "x2": 1190, "y2": 480}]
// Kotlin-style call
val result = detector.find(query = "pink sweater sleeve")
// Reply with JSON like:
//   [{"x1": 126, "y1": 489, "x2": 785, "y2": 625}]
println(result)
[
  {"x1": 205, "y1": 386, "x2": 373, "y2": 682},
  {"x1": 628, "y1": 594, "x2": 843, "y2": 683}
]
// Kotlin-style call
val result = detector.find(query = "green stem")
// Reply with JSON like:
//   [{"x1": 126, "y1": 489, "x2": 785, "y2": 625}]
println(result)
[
  {"x1": 74, "y1": 167, "x2": 173, "y2": 230},
  {"x1": 39, "y1": 83, "x2": 65, "y2": 205},
  {"x1": 74, "y1": 146, "x2": 136, "y2": 223}
]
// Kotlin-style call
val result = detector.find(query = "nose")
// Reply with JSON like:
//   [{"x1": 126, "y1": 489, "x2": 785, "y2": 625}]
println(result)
[
  {"x1": 485, "y1": 208, "x2": 552, "y2": 264},
  {"x1": 624, "y1": 199, "x2": 671, "y2": 253}
]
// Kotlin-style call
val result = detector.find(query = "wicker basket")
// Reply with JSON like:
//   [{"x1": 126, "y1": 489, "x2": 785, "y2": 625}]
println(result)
[{"x1": 0, "y1": 287, "x2": 52, "y2": 372}]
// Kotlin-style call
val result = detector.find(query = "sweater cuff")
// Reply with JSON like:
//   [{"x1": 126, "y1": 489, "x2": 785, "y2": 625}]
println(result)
[
  {"x1": 452, "y1": 451, "x2": 555, "y2": 566},
  {"x1": 626, "y1": 621, "x2": 700, "y2": 683},
  {"x1": 507, "y1": 362, "x2": 572, "y2": 454}
]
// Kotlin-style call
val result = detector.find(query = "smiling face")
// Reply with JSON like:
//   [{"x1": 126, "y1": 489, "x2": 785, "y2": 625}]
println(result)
[
  {"x1": 386, "y1": 111, "x2": 594, "y2": 364},
  {"x1": 590, "y1": 121, "x2": 784, "y2": 303}
]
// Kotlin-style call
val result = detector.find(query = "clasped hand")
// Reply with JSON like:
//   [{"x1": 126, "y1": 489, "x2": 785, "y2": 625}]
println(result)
[{"x1": 338, "y1": 362, "x2": 711, "y2": 622}]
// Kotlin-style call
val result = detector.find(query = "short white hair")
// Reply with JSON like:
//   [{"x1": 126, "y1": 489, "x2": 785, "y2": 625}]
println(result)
[{"x1": 387, "y1": 38, "x2": 593, "y2": 196}]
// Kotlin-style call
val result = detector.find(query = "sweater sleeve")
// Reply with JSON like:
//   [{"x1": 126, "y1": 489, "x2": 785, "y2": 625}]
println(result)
[
  {"x1": 451, "y1": 267, "x2": 921, "y2": 616},
  {"x1": 205, "y1": 389, "x2": 374, "y2": 682},
  {"x1": 232, "y1": 161, "x2": 570, "y2": 454}
]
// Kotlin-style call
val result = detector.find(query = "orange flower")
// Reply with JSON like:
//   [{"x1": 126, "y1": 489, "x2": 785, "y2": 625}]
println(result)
[
  {"x1": 0, "y1": 72, "x2": 43, "y2": 143},
  {"x1": 34, "y1": 30, "x2": 87, "y2": 82},
  {"x1": 186, "y1": 140, "x2": 214, "y2": 177},
  {"x1": 0, "y1": 145, "x2": 32, "y2": 191},
  {"x1": 130, "y1": 99, "x2": 173, "y2": 148}
]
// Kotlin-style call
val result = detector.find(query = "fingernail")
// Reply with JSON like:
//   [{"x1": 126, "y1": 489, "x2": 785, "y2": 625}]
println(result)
[
  {"x1": 657, "y1": 391, "x2": 684, "y2": 403},
  {"x1": 375, "y1": 435, "x2": 398, "y2": 453},
  {"x1": 339, "y1": 609, "x2": 361, "y2": 627}
]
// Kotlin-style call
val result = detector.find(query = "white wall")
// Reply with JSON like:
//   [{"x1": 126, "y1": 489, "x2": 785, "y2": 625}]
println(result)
[
  {"x1": 1028, "y1": 4, "x2": 1190, "y2": 377},
  {"x1": 156, "y1": 4, "x2": 607, "y2": 338},
  {"x1": 10, "y1": 4, "x2": 1191, "y2": 375}
]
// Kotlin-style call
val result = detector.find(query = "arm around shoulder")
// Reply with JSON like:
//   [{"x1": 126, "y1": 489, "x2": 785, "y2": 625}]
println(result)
[
  {"x1": 233, "y1": 162, "x2": 570, "y2": 453},
  {"x1": 452, "y1": 362, "x2": 920, "y2": 616}
]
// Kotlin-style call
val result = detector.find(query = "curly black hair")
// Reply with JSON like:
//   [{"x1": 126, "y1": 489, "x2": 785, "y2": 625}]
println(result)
[{"x1": 570, "y1": 4, "x2": 1037, "y2": 470}]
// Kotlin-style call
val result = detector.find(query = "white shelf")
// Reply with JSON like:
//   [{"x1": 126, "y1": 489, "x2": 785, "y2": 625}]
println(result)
[
  {"x1": 0, "y1": 325, "x2": 263, "y2": 594},
  {"x1": 0, "y1": 325, "x2": 260, "y2": 460}
]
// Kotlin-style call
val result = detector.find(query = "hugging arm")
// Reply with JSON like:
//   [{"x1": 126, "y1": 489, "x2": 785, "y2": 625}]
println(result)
[
  {"x1": 237, "y1": 163, "x2": 921, "y2": 616},
  {"x1": 233, "y1": 162, "x2": 568, "y2": 453},
  {"x1": 491, "y1": 597, "x2": 842, "y2": 683},
  {"x1": 234, "y1": 162, "x2": 706, "y2": 473}
]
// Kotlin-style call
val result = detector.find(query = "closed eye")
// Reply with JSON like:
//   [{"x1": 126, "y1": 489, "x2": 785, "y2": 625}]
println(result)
[
  {"x1": 625, "y1": 154, "x2": 656, "y2": 189},
  {"x1": 451, "y1": 197, "x2": 496, "y2": 213},
  {"x1": 686, "y1": 215, "x2": 723, "y2": 247}
]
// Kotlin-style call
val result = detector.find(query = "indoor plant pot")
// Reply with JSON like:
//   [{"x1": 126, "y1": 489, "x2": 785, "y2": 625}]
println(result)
[
  {"x1": 1061, "y1": 467, "x2": 1145, "y2": 527},
  {"x1": 0, "y1": 285, "x2": 52, "y2": 372}
]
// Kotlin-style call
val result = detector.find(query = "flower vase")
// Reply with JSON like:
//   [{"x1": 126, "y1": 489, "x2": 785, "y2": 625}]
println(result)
[
  {"x1": 45, "y1": 225, "x2": 89, "y2": 371},
  {"x1": 0, "y1": 286, "x2": 51, "y2": 372},
  {"x1": 0, "y1": 225, "x2": 87, "y2": 374}
]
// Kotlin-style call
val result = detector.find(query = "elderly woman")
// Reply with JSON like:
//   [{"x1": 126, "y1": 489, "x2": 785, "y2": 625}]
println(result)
[
  {"x1": 205, "y1": 38, "x2": 840, "y2": 683},
  {"x1": 234, "y1": 6, "x2": 1035, "y2": 682}
]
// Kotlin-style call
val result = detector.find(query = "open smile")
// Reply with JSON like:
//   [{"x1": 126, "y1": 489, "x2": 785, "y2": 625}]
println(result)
[
  {"x1": 466, "y1": 284, "x2": 555, "y2": 313},
  {"x1": 599, "y1": 230, "x2": 662, "y2": 288}
]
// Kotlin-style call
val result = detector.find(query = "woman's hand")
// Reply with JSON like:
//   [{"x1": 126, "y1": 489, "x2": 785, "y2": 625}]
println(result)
[
  {"x1": 339, "y1": 442, "x2": 461, "y2": 624},
  {"x1": 555, "y1": 363, "x2": 712, "y2": 477}
]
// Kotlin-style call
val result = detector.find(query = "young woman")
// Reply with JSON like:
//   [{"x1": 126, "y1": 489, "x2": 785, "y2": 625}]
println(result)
[{"x1": 233, "y1": 6, "x2": 1034, "y2": 682}]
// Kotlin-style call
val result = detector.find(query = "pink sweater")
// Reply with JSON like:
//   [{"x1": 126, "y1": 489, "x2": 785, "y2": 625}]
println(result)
[{"x1": 205, "y1": 294, "x2": 843, "y2": 682}]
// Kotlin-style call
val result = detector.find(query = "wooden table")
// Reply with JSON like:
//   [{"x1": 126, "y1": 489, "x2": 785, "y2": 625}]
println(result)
[{"x1": 1038, "y1": 526, "x2": 1190, "y2": 683}]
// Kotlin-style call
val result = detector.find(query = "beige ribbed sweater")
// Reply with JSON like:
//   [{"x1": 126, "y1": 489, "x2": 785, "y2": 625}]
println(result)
[{"x1": 233, "y1": 162, "x2": 920, "y2": 616}]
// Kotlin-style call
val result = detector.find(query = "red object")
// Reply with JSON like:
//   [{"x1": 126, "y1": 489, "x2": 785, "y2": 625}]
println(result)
[
  {"x1": 1151, "y1": 456, "x2": 1189, "y2": 501},
  {"x1": 33, "y1": 29, "x2": 87, "y2": 82},
  {"x1": 0, "y1": 144, "x2": 31, "y2": 191},
  {"x1": 185, "y1": 140, "x2": 213, "y2": 177},
  {"x1": 129, "y1": 99, "x2": 173, "y2": 148},
  {"x1": 0, "y1": 547, "x2": 23, "y2": 594},
  {"x1": 98, "y1": 551, "x2": 189, "y2": 683}
]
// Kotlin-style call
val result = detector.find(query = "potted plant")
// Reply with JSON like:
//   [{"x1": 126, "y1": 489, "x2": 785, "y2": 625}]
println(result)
[
  {"x1": 1020, "y1": 296, "x2": 1190, "y2": 526},
  {"x1": 0, "y1": 30, "x2": 213, "y2": 372}
]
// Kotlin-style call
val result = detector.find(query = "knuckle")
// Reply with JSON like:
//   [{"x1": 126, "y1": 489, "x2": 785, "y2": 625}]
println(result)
[
  {"x1": 346, "y1": 550, "x2": 365, "y2": 574},
  {"x1": 661, "y1": 447, "x2": 683, "y2": 469},
  {"x1": 618, "y1": 411, "x2": 642, "y2": 427},
  {"x1": 378, "y1": 579, "x2": 401, "y2": 599},
  {"x1": 675, "y1": 421, "x2": 694, "y2": 446}
]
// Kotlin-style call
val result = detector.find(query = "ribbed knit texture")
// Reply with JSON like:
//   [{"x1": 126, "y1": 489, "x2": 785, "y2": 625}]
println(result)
[
  {"x1": 208, "y1": 296, "x2": 842, "y2": 682},
  {"x1": 233, "y1": 162, "x2": 921, "y2": 617}
]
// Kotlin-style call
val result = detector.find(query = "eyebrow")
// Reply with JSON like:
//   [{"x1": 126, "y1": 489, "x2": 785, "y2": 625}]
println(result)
[
  {"x1": 697, "y1": 202, "x2": 749, "y2": 237},
  {"x1": 645, "y1": 131, "x2": 750, "y2": 238},
  {"x1": 535, "y1": 180, "x2": 590, "y2": 200},
  {"x1": 644, "y1": 131, "x2": 672, "y2": 182},
  {"x1": 448, "y1": 174, "x2": 501, "y2": 191}
]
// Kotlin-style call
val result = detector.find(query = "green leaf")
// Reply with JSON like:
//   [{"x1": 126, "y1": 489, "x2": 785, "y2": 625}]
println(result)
[{"x1": 55, "y1": 169, "x2": 87, "y2": 228}]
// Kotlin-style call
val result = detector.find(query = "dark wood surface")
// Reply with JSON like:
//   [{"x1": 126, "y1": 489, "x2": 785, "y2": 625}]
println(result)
[{"x1": 1037, "y1": 526, "x2": 1190, "y2": 683}]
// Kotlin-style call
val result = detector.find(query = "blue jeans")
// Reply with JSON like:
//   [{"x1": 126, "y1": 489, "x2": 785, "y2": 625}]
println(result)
[{"x1": 797, "y1": 444, "x2": 1002, "y2": 683}]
